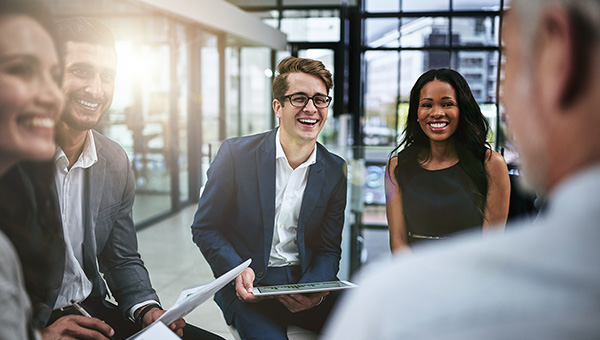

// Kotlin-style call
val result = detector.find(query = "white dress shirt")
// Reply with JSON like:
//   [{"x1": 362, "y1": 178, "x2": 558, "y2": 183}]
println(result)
[
  {"x1": 268, "y1": 129, "x2": 317, "y2": 267},
  {"x1": 53, "y1": 131, "x2": 158, "y2": 319},
  {"x1": 53, "y1": 130, "x2": 96, "y2": 309}
]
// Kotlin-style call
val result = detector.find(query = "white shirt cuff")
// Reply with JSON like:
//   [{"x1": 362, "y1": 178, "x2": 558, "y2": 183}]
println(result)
[{"x1": 128, "y1": 300, "x2": 161, "y2": 321}]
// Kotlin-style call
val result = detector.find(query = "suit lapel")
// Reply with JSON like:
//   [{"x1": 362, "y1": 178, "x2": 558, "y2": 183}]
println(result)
[
  {"x1": 82, "y1": 139, "x2": 106, "y2": 281},
  {"x1": 257, "y1": 130, "x2": 277, "y2": 266},
  {"x1": 297, "y1": 150, "x2": 325, "y2": 261}
]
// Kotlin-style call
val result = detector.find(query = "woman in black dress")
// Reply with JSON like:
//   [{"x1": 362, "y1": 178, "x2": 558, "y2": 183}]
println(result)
[{"x1": 386, "y1": 69, "x2": 510, "y2": 252}]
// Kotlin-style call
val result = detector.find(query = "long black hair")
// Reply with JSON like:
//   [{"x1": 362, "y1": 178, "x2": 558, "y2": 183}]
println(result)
[{"x1": 389, "y1": 68, "x2": 491, "y2": 218}]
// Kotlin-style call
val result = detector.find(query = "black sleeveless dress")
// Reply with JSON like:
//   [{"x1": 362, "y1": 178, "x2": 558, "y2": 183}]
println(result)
[{"x1": 396, "y1": 161, "x2": 482, "y2": 244}]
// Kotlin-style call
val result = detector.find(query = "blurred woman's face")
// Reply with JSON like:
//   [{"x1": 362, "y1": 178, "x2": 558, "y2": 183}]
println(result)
[
  {"x1": 0, "y1": 15, "x2": 63, "y2": 173},
  {"x1": 417, "y1": 79, "x2": 459, "y2": 144}
]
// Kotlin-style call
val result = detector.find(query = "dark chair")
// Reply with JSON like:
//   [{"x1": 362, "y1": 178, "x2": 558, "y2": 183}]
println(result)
[{"x1": 506, "y1": 167, "x2": 539, "y2": 225}]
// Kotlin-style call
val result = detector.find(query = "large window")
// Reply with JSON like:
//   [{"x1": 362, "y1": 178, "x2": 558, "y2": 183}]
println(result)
[
  {"x1": 358, "y1": 0, "x2": 506, "y2": 268},
  {"x1": 361, "y1": 1, "x2": 504, "y2": 149},
  {"x1": 281, "y1": 10, "x2": 340, "y2": 42},
  {"x1": 240, "y1": 48, "x2": 272, "y2": 136},
  {"x1": 107, "y1": 16, "x2": 176, "y2": 224},
  {"x1": 201, "y1": 32, "x2": 221, "y2": 161}
]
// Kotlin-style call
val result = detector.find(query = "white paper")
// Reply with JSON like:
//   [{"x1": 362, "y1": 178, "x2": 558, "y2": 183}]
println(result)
[
  {"x1": 157, "y1": 258, "x2": 251, "y2": 325},
  {"x1": 128, "y1": 322, "x2": 180, "y2": 340}
]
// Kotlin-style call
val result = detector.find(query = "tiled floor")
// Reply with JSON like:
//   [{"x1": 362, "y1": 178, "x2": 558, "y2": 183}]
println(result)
[{"x1": 136, "y1": 204, "x2": 235, "y2": 339}]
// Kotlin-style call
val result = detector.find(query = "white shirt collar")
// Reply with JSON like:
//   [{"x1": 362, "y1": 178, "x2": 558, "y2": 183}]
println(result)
[
  {"x1": 275, "y1": 128, "x2": 317, "y2": 168},
  {"x1": 55, "y1": 130, "x2": 98, "y2": 170}
]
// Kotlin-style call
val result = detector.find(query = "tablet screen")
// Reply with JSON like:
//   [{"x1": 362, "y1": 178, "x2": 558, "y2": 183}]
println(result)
[{"x1": 254, "y1": 280, "x2": 356, "y2": 296}]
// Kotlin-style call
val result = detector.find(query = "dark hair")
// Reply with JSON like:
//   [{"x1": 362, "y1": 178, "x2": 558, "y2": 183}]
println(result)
[
  {"x1": 0, "y1": 163, "x2": 65, "y2": 328},
  {"x1": 272, "y1": 56, "x2": 333, "y2": 104},
  {"x1": 0, "y1": 0, "x2": 65, "y2": 328},
  {"x1": 389, "y1": 68, "x2": 490, "y2": 218},
  {"x1": 56, "y1": 16, "x2": 115, "y2": 50}
]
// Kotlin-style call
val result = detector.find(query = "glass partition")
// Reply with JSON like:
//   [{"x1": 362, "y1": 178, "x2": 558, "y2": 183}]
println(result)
[
  {"x1": 240, "y1": 48, "x2": 272, "y2": 135},
  {"x1": 225, "y1": 47, "x2": 241, "y2": 138},
  {"x1": 201, "y1": 32, "x2": 220, "y2": 161},
  {"x1": 281, "y1": 10, "x2": 340, "y2": 42},
  {"x1": 402, "y1": 0, "x2": 449, "y2": 12},
  {"x1": 399, "y1": 17, "x2": 450, "y2": 48},
  {"x1": 363, "y1": 51, "x2": 398, "y2": 147},
  {"x1": 175, "y1": 24, "x2": 189, "y2": 203}
]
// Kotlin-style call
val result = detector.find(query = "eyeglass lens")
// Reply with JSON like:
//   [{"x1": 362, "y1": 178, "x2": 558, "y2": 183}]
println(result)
[{"x1": 289, "y1": 94, "x2": 330, "y2": 108}]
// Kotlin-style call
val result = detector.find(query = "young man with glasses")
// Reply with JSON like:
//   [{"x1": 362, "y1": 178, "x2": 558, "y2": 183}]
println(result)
[{"x1": 192, "y1": 57, "x2": 347, "y2": 340}]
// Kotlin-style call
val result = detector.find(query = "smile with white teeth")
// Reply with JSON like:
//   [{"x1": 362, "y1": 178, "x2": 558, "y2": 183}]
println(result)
[
  {"x1": 298, "y1": 118, "x2": 318, "y2": 125},
  {"x1": 76, "y1": 99, "x2": 99, "y2": 108},
  {"x1": 429, "y1": 122, "x2": 448, "y2": 128},
  {"x1": 22, "y1": 117, "x2": 54, "y2": 128}
]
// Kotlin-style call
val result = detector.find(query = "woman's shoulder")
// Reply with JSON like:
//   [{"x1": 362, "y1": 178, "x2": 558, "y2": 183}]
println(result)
[
  {"x1": 484, "y1": 149, "x2": 509, "y2": 175},
  {"x1": 386, "y1": 154, "x2": 399, "y2": 170}
]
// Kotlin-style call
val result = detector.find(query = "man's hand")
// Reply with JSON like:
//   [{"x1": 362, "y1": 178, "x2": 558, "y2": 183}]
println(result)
[
  {"x1": 235, "y1": 268, "x2": 269, "y2": 303},
  {"x1": 277, "y1": 291, "x2": 329, "y2": 313},
  {"x1": 141, "y1": 308, "x2": 185, "y2": 338},
  {"x1": 41, "y1": 315, "x2": 115, "y2": 340}
]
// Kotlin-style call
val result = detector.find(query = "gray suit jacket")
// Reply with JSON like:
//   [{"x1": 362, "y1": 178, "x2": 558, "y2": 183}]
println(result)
[
  {"x1": 0, "y1": 230, "x2": 37, "y2": 340},
  {"x1": 50, "y1": 130, "x2": 158, "y2": 316}
]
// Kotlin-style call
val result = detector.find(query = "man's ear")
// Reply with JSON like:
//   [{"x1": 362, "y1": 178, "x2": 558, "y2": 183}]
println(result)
[
  {"x1": 273, "y1": 98, "x2": 283, "y2": 118},
  {"x1": 537, "y1": 6, "x2": 589, "y2": 109}
]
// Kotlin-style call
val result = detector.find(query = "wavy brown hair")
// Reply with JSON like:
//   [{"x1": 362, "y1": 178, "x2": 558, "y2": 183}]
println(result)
[{"x1": 272, "y1": 56, "x2": 333, "y2": 104}]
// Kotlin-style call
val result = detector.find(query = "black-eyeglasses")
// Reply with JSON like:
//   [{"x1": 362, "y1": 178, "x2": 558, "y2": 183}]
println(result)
[{"x1": 280, "y1": 93, "x2": 332, "y2": 108}]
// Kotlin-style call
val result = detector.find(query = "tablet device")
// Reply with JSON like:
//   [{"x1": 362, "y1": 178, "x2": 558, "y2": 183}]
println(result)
[{"x1": 252, "y1": 280, "x2": 357, "y2": 296}]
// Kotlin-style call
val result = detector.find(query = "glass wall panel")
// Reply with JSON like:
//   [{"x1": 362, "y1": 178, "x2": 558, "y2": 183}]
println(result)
[
  {"x1": 240, "y1": 48, "x2": 272, "y2": 135},
  {"x1": 453, "y1": 0, "x2": 501, "y2": 11},
  {"x1": 457, "y1": 51, "x2": 499, "y2": 102},
  {"x1": 402, "y1": 0, "x2": 449, "y2": 12},
  {"x1": 95, "y1": 15, "x2": 177, "y2": 224},
  {"x1": 399, "y1": 17, "x2": 450, "y2": 48},
  {"x1": 366, "y1": 18, "x2": 400, "y2": 48},
  {"x1": 365, "y1": 0, "x2": 399, "y2": 13},
  {"x1": 281, "y1": 10, "x2": 340, "y2": 42},
  {"x1": 201, "y1": 32, "x2": 220, "y2": 161},
  {"x1": 175, "y1": 24, "x2": 189, "y2": 203},
  {"x1": 225, "y1": 47, "x2": 241, "y2": 138},
  {"x1": 451, "y1": 17, "x2": 499, "y2": 47},
  {"x1": 363, "y1": 50, "x2": 398, "y2": 146},
  {"x1": 128, "y1": 42, "x2": 172, "y2": 223}
]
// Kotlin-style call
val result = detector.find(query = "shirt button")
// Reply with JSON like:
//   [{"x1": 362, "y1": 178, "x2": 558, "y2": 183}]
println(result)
[{"x1": 256, "y1": 272, "x2": 264, "y2": 278}]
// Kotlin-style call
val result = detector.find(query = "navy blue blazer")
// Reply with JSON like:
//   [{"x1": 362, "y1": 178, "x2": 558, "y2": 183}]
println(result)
[{"x1": 191, "y1": 128, "x2": 347, "y2": 322}]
